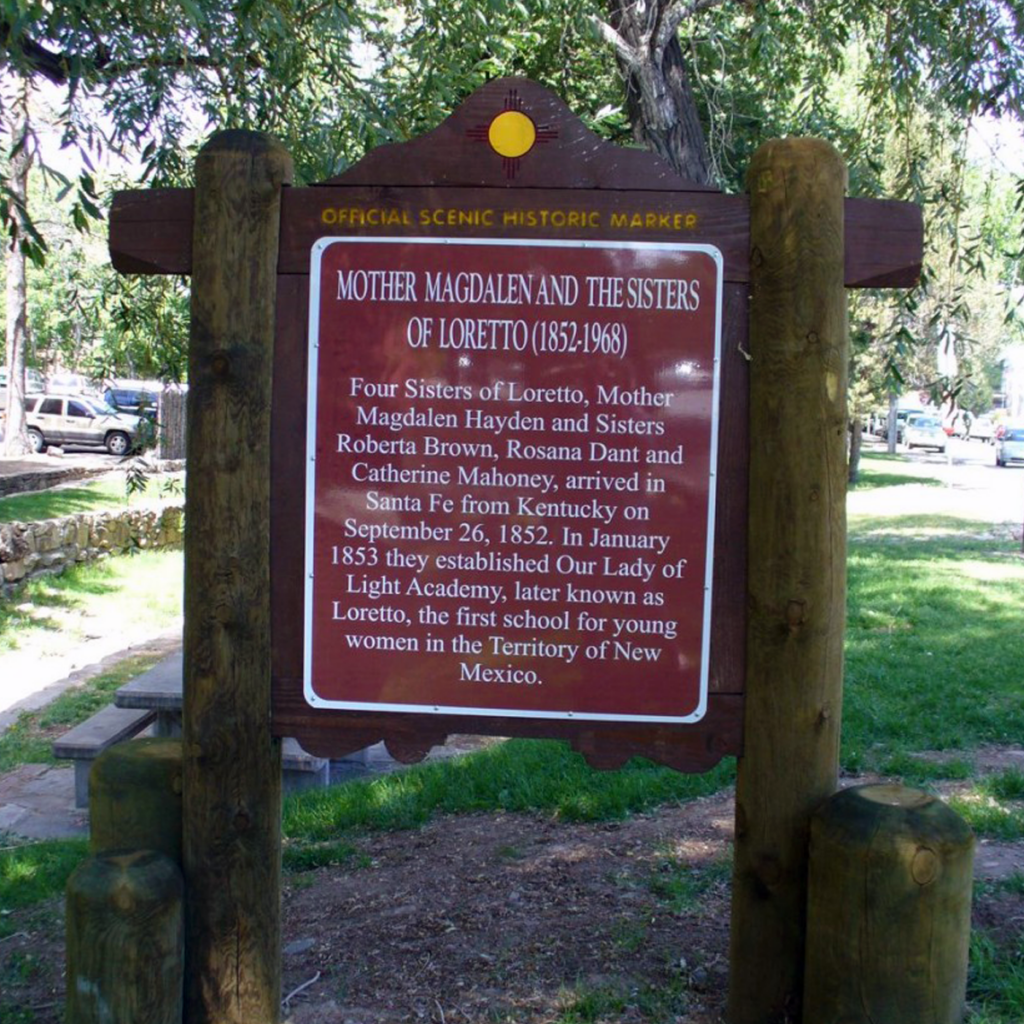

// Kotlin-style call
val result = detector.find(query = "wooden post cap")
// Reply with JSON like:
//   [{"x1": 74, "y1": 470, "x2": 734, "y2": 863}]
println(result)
[
  {"x1": 66, "y1": 850, "x2": 184, "y2": 1024},
  {"x1": 197, "y1": 127, "x2": 291, "y2": 161},
  {"x1": 804, "y1": 784, "x2": 975, "y2": 1024},
  {"x1": 90, "y1": 737, "x2": 183, "y2": 865}
]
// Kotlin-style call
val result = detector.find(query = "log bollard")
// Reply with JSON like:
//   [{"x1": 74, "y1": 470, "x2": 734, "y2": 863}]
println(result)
[
  {"x1": 804, "y1": 784, "x2": 974, "y2": 1023},
  {"x1": 90, "y1": 737, "x2": 183, "y2": 865},
  {"x1": 66, "y1": 849, "x2": 184, "y2": 1024}
]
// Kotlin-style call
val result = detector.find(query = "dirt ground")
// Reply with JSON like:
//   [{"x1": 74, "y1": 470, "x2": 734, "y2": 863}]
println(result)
[{"x1": 3, "y1": 753, "x2": 1024, "y2": 1024}]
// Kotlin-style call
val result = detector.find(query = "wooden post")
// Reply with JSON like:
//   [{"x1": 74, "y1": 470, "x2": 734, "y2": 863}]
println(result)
[
  {"x1": 728, "y1": 138, "x2": 848, "y2": 1024},
  {"x1": 183, "y1": 130, "x2": 292, "y2": 1024},
  {"x1": 90, "y1": 737, "x2": 183, "y2": 864},
  {"x1": 66, "y1": 850, "x2": 184, "y2": 1024},
  {"x1": 804, "y1": 784, "x2": 975, "y2": 1023}
]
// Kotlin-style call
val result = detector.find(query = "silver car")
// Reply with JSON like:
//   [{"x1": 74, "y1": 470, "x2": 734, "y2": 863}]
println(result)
[
  {"x1": 995, "y1": 426, "x2": 1024, "y2": 467},
  {"x1": 904, "y1": 414, "x2": 947, "y2": 452},
  {"x1": 25, "y1": 394, "x2": 142, "y2": 455}
]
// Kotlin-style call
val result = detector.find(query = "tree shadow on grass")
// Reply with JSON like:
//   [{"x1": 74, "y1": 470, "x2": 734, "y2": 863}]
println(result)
[
  {"x1": 0, "y1": 563, "x2": 121, "y2": 648},
  {"x1": 0, "y1": 485, "x2": 122, "y2": 524},
  {"x1": 843, "y1": 527, "x2": 1024, "y2": 766},
  {"x1": 852, "y1": 470, "x2": 943, "y2": 490},
  {"x1": 850, "y1": 514, "x2": 1017, "y2": 541}
]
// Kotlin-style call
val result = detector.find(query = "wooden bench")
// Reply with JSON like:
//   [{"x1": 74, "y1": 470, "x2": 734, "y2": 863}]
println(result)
[
  {"x1": 53, "y1": 653, "x2": 332, "y2": 807},
  {"x1": 52, "y1": 705, "x2": 158, "y2": 808},
  {"x1": 281, "y1": 737, "x2": 330, "y2": 792},
  {"x1": 113, "y1": 651, "x2": 331, "y2": 793}
]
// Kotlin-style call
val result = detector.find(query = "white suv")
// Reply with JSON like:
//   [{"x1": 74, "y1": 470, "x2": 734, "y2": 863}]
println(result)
[{"x1": 24, "y1": 394, "x2": 142, "y2": 455}]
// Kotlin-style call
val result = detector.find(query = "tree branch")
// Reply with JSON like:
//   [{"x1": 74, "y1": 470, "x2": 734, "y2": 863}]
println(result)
[
  {"x1": 1, "y1": 23, "x2": 260, "y2": 86},
  {"x1": 656, "y1": 0, "x2": 732, "y2": 55},
  {"x1": 589, "y1": 15, "x2": 641, "y2": 70}
]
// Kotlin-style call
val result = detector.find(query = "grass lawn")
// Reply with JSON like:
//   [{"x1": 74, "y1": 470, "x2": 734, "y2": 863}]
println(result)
[
  {"x1": 844, "y1": 526, "x2": 1024, "y2": 767},
  {"x1": 0, "y1": 471, "x2": 184, "y2": 523},
  {"x1": 1, "y1": 449, "x2": 1022, "y2": 1020},
  {"x1": 851, "y1": 451, "x2": 944, "y2": 490},
  {"x1": 0, "y1": 652, "x2": 171, "y2": 774},
  {"x1": 0, "y1": 549, "x2": 182, "y2": 655}
]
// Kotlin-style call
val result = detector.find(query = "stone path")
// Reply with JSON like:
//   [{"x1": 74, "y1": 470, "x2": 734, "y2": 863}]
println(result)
[{"x1": 0, "y1": 764, "x2": 86, "y2": 840}]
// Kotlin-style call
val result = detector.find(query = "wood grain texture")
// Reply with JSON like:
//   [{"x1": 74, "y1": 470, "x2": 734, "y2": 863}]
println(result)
[
  {"x1": 89, "y1": 737, "x2": 183, "y2": 866},
  {"x1": 183, "y1": 129, "x2": 291, "y2": 1024},
  {"x1": 109, "y1": 185, "x2": 923, "y2": 290},
  {"x1": 108, "y1": 188, "x2": 192, "y2": 275},
  {"x1": 804, "y1": 785, "x2": 974, "y2": 1024},
  {"x1": 844, "y1": 197, "x2": 923, "y2": 287},
  {"x1": 325, "y1": 76, "x2": 711, "y2": 191},
  {"x1": 65, "y1": 850, "x2": 184, "y2": 1024},
  {"x1": 727, "y1": 138, "x2": 849, "y2": 1024}
]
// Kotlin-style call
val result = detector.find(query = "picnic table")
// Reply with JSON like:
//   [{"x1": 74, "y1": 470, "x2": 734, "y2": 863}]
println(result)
[
  {"x1": 114, "y1": 651, "x2": 331, "y2": 789},
  {"x1": 114, "y1": 651, "x2": 184, "y2": 736}
]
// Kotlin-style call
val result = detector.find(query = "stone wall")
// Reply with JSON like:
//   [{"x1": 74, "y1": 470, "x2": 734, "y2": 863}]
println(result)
[
  {"x1": 0, "y1": 463, "x2": 109, "y2": 499},
  {"x1": 0, "y1": 505, "x2": 184, "y2": 591}
]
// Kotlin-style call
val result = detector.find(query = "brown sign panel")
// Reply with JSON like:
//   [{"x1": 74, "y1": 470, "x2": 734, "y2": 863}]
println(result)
[{"x1": 305, "y1": 237, "x2": 722, "y2": 722}]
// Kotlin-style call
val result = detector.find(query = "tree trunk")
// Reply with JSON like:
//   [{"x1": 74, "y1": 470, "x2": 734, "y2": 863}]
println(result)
[
  {"x1": 3, "y1": 78, "x2": 32, "y2": 457},
  {"x1": 605, "y1": 0, "x2": 714, "y2": 185},
  {"x1": 849, "y1": 415, "x2": 863, "y2": 484},
  {"x1": 887, "y1": 390, "x2": 898, "y2": 454}
]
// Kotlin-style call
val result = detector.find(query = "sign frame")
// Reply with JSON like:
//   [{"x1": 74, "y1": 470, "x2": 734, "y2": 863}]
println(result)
[{"x1": 302, "y1": 234, "x2": 724, "y2": 724}]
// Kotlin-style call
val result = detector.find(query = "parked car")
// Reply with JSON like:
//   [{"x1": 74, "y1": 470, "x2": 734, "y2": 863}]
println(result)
[
  {"x1": 995, "y1": 426, "x2": 1024, "y2": 467},
  {"x1": 25, "y1": 394, "x2": 142, "y2": 455},
  {"x1": 969, "y1": 416, "x2": 996, "y2": 443},
  {"x1": 879, "y1": 407, "x2": 924, "y2": 444},
  {"x1": 904, "y1": 414, "x2": 947, "y2": 452},
  {"x1": 103, "y1": 385, "x2": 160, "y2": 421},
  {"x1": 0, "y1": 365, "x2": 46, "y2": 409}
]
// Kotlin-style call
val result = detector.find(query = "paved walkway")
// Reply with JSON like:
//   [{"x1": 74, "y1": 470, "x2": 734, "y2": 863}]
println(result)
[
  {"x1": 0, "y1": 627, "x2": 184, "y2": 730},
  {"x1": 0, "y1": 452, "x2": 120, "y2": 497}
]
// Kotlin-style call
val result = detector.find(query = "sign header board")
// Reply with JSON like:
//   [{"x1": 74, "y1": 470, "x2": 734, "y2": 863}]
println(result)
[{"x1": 305, "y1": 237, "x2": 722, "y2": 722}]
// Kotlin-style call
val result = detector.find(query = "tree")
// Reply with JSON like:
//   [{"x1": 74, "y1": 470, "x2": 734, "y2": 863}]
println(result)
[
  {"x1": 3, "y1": 77, "x2": 34, "y2": 455},
  {"x1": 0, "y1": 1, "x2": 381, "y2": 443},
  {"x1": 3, "y1": 0, "x2": 1022, "y2": 437},
  {"x1": 598, "y1": 0, "x2": 717, "y2": 182}
]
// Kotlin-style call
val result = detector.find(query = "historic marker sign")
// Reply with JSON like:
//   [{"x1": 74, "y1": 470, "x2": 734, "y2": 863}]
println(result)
[
  {"x1": 305, "y1": 237, "x2": 722, "y2": 722},
  {"x1": 108, "y1": 75, "x2": 922, "y2": 767}
]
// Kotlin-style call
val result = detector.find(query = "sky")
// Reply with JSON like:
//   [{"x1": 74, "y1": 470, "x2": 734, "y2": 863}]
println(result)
[{"x1": 968, "y1": 114, "x2": 1024, "y2": 176}]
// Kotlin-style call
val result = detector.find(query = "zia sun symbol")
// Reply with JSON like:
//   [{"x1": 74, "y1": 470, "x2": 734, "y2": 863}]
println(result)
[{"x1": 466, "y1": 88, "x2": 558, "y2": 179}]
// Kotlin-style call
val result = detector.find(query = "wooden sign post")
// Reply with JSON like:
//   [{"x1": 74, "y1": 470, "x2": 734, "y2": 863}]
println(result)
[
  {"x1": 108, "y1": 78, "x2": 922, "y2": 1024},
  {"x1": 729, "y1": 139, "x2": 850, "y2": 1023}
]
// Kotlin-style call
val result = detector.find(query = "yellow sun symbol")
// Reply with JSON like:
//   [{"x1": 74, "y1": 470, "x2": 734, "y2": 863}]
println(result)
[
  {"x1": 466, "y1": 91, "x2": 558, "y2": 178},
  {"x1": 487, "y1": 110, "x2": 537, "y2": 159}
]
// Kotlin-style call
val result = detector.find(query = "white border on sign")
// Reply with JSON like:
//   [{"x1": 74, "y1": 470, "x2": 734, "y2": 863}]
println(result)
[{"x1": 304, "y1": 237, "x2": 724, "y2": 723}]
